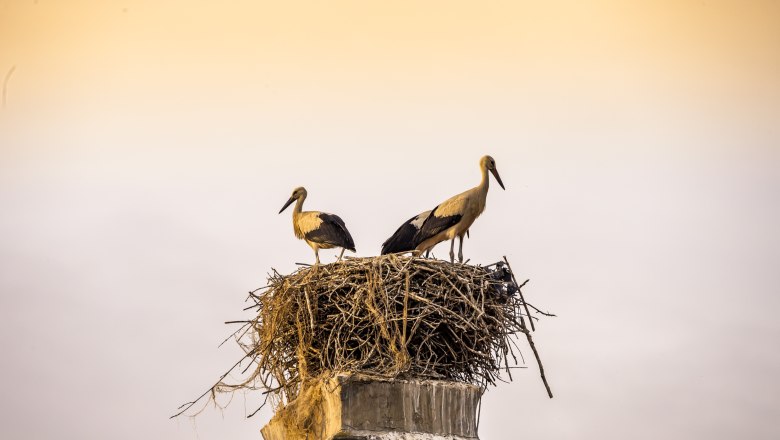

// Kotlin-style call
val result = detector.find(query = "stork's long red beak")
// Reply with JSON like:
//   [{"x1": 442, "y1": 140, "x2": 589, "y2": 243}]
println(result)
[
  {"x1": 279, "y1": 196, "x2": 295, "y2": 214},
  {"x1": 491, "y1": 168, "x2": 505, "y2": 190}
]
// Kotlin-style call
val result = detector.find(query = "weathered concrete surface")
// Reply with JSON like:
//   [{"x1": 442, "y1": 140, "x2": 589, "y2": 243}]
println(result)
[{"x1": 261, "y1": 375, "x2": 481, "y2": 440}]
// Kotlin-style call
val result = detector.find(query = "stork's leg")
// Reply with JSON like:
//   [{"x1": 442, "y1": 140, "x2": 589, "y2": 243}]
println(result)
[
  {"x1": 314, "y1": 248, "x2": 321, "y2": 266},
  {"x1": 337, "y1": 247, "x2": 345, "y2": 262},
  {"x1": 458, "y1": 235, "x2": 464, "y2": 263},
  {"x1": 449, "y1": 239, "x2": 455, "y2": 263}
]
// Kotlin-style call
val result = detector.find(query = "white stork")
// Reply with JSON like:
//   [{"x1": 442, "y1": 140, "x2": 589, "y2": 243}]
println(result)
[
  {"x1": 278, "y1": 187, "x2": 356, "y2": 265},
  {"x1": 413, "y1": 155, "x2": 505, "y2": 263}
]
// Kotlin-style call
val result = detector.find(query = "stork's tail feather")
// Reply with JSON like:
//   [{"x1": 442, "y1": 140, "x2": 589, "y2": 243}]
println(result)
[
  {"x1": 381, "y1": 226, "x2": 418, "y2": 254},
  {"x1": 381, "y1": 238, "x2": 413, "y2": 255},
  {"x1": 342, "y1": 235, "x2": 356, "y2": 253}
]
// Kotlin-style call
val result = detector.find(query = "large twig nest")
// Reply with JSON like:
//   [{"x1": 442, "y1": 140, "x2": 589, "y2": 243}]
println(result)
[
  {"x1": 243, "y1": 255, "x2": 539, "y2": 405},
  {"x1": 171, "y1": 255, "x2": 552, "y2": 419}
]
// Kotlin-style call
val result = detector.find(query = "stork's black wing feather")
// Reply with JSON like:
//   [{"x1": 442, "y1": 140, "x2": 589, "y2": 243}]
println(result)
[
  {"x1": 381, "y1": 214, "x2": 423, "y2": 254},
  {"x1": 305, "y1": 213, "x2": 356, "y2": 251},
  {"x1": 414, "y1": 205, "x2": 462, "y2": 244}
]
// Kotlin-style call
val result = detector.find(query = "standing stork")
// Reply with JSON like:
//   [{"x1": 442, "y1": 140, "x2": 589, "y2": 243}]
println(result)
[
  {"x1": 413, "y1": 155, "x2": 505, "y2": 263},
  {"x1": 278, "y1": 187, "x2": 356, "y2": 265}
]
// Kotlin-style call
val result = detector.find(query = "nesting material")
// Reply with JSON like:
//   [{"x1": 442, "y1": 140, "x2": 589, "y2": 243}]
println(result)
[
  {"x1": 171, "y1": 255, "x2": 552, "y2": 419},
  {"x1": 247, "y1": 255, "x2": 547, "y2": 404}
]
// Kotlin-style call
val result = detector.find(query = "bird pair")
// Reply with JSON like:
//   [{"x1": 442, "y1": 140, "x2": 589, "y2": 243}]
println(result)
[{"x1": 279, "y1": 155, "x2": 505, "y2": 265}]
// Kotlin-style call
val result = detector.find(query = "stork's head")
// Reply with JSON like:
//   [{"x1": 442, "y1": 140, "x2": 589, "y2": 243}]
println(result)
[
  {"x1": 480, "y1": 155, "x2": 505, "y2": 190},
  {"x1": 279, "y1": 187, "x2": 307, "y2": 213}
]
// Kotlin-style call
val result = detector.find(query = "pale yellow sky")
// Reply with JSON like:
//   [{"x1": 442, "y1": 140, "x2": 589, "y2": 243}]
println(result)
[
  {"x1": 2, "y1": 1, "x2": 778, "y2": 111},
  {"x1": 1, "y1": 1, "x2": 779, "y2": 440}
]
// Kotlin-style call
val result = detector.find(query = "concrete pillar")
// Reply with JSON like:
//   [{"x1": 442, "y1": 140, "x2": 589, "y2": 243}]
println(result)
[{"x1": 261, "y1": 375, "x2": 481, "y2": 440}]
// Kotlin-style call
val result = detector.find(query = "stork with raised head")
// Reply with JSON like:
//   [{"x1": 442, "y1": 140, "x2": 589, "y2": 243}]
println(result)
[
  {"x1": 413, "y1": 155, "x2": 505, "y2": 263},
  {"x1": 278, "y1": 187, "x2": 356, "y2": 265}
]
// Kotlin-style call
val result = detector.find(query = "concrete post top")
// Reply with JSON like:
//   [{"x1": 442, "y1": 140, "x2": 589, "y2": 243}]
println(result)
[{"x1": 261, "y1": 374, "x2": 483, "y2": 440}]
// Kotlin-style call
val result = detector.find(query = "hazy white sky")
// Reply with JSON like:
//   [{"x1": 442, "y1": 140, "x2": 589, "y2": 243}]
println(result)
[{"x1": 1, "y1": 1, "x2": 779, "y2": 439}]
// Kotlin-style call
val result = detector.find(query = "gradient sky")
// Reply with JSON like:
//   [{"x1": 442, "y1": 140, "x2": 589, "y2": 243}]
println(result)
[{"x1": 1, "y1": 1, "x2": 779, "y2": 439}]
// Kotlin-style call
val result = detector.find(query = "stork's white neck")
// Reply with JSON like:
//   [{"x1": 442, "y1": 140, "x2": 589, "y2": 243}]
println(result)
[
  {"x1": 293, "y1": 195, "x2": 306, "y2": 217},
  {"x1": 478, "y1": 164, "x2": 490, "y2": 194}
]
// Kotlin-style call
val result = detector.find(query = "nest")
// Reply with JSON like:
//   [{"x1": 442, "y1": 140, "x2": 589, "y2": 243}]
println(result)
[{"x1": 172, "y1": 255, "x2": 552, "y2": 419}]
